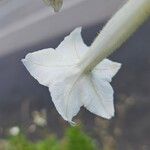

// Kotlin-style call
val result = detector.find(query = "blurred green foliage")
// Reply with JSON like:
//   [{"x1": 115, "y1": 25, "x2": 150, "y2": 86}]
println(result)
[
  {"x1": 9, "y1": 134, "x2": 35, "y2": 150},
  {"x1": 5, "y1": 126, "x2": 98, "y2": 150},
  {"x1": 66, "y1": 127, "x2": 97, "y2": 150}
]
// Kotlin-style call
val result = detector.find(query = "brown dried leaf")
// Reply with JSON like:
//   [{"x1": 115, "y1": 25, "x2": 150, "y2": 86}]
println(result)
[{"x1": 43, "y1": 0, "x2": 63, "y2": 12}]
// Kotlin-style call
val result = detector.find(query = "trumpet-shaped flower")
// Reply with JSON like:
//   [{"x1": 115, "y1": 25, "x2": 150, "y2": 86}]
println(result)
[
  {"x1": 22, "y1": 0, "x2": 150, "y2": 124},
  {"x1": 22, "y1": 27, "x2": 121, "y2": 124}
]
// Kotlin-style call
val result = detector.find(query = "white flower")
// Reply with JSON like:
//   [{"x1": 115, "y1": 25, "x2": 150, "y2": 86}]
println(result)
[
  {"x1": 22, "y1": 27, "x2": 121, "y2": 124},
  {"x1": 22, "y1": 0, "x2": 150, "y2": 125},
  {"x1": 9, "y1": 126, "x2": 20, "y2": 136}
]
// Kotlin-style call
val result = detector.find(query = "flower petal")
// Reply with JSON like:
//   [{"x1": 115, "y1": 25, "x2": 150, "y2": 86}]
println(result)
[
  {"x1": 82, "y1": 59, "x2": 121, "y2": 119},
  {"x1": 93, "y1": 59, "x2": 121, "y2": 82},
  {"x1": 22, "y1": 48, "x2": 75, "y2": 86},
  {"x1": 56, "y1": 27, "x2": 88, "y2": 61},
  {"x1": 81, "y1": 74, "x2": 114, "y2": 119},
  {"x1": 49, "y1": 68, "x2": 83, "y2": 123}
]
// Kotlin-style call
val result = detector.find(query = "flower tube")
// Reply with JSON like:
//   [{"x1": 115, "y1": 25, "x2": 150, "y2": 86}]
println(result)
[
  {"x1": 80, "y1": 0, "x2": 150, "y2": 72},
  {"x1": 22, "y1": 0, "x2": 150, "y2": 124}
]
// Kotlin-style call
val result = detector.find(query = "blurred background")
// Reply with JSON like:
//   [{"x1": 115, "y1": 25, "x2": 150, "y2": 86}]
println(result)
[{"x1": 0, "y1": 0, "x2": 150, "y2": 150}]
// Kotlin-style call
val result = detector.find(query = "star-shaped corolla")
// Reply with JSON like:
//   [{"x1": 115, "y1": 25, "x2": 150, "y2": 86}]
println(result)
[{"x1": 22, "y1": 27, "x2": 121, "y2": 124}]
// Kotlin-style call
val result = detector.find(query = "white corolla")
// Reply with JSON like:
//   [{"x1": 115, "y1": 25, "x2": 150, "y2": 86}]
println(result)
[
  {"x1": 22, "y1": 27, "x2": 121, "y2": 124},
  {"x1": 22, "y1": 0, "x2": 150, "y2": 124}
]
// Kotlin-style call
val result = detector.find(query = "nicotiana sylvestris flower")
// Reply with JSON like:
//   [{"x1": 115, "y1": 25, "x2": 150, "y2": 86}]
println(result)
[
  {"x1": 22, "y1": 0, "x2": 150, "y2": 124},
  {"x1": 22, "y1": 27, "x2": 121, "y2": 124}
]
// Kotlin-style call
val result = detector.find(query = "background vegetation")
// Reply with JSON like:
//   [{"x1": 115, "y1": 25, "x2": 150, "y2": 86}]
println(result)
[{"x1": 0, "y1": 126, "x2": 98, "y2": 150}]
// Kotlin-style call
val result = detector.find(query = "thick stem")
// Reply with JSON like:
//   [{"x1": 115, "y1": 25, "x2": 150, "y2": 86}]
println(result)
[{"x1": 80, "y1": 0, "x2": 150, "y2": 73}]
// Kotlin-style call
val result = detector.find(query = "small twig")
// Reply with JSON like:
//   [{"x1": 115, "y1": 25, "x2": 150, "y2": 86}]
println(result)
[{"x1": 43, "y1": 0, "x2": 63, "y2": 12}]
